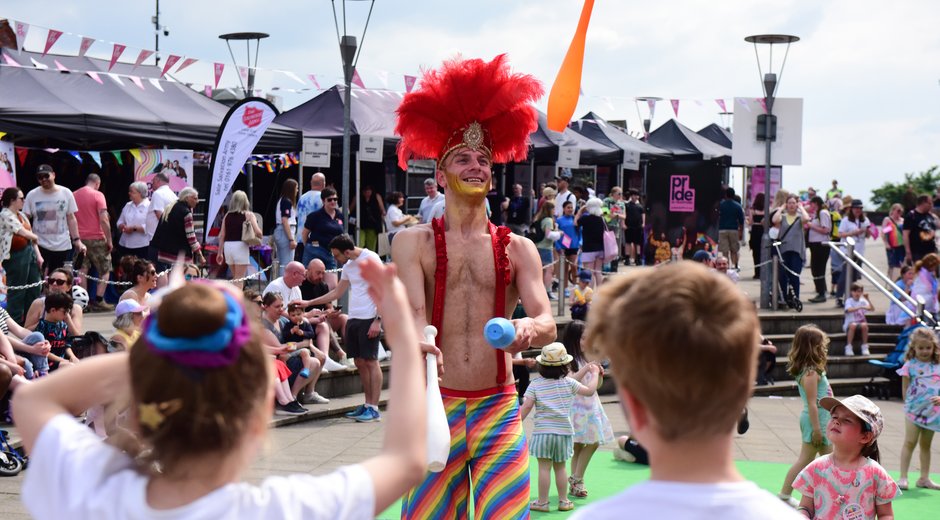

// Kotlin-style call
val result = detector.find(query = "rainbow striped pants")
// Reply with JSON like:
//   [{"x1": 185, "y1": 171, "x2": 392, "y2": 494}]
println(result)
[{"x1": 400, "y1": 385, "x2": 530, "y2": 519}]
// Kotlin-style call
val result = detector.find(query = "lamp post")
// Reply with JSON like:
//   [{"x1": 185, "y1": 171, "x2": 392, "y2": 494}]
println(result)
[
  {"x1": 744, "y1": 33, "x2": 799, "y2": 308},
  {"x1": 219, "y1": 31, "x2": 269, "y2": 209},
  {"x1": 331, "y1": 0, "x2": 376, "y2": 234}
]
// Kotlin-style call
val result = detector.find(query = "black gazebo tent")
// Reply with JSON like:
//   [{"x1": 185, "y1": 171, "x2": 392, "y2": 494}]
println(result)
[{"x1": 697, "y1": 123, "x2": 733, "y2": 149}]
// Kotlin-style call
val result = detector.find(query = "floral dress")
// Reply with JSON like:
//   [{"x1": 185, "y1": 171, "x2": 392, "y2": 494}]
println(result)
[
  {"x1": 570, "y1": 369, "x2": 614, "y2": 445},
  {"x1": 897, "y1": 359, "x2": 940, "y2": 432}
]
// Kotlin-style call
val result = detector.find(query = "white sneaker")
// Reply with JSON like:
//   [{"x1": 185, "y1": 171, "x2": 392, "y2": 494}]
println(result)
[
  {"x1": 322, "y1": 357, "x2": 348, "y2": 372},
  {"x1": 860, "y1": 344, "x2": 871, "y2": 356},
  {"x1": 301, "y1": 392, "x2": 330, "y2": 405},
  {"x1": 844, "y1": 345, "x2": 854, "y2": 356}
]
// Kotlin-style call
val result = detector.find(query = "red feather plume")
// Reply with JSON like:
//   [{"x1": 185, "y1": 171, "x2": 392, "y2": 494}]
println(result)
[{"x1": 395, "y1": 54, "x2": 544, "y2": 170}]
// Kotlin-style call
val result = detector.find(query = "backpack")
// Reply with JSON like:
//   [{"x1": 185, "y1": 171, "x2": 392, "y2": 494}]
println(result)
[
  {"x1": 527, "y1": 218, "x2": 546, "y2": 244},
  {"x1": 830, "y1": 211, "x2": 842, "y2": 241}
]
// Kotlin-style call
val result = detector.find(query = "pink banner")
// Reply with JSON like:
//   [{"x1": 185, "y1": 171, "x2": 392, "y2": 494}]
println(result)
[
  {"x1": 404, "y1": 74, "x2": 416, "y2": 93},
  {"x1": 715, "y1": 99, "x2": 727, "y2": 112},
  {"x1": 108, "y1": 43, "x2": 126, "y2": 72},
  {"x1": 14, "y1": 22, "x2": 28, "y2": 51},
  {"x1": 87, "y1": 71, "x2": 103, "y2": 84},
  {"x1": 213, "y1": 62, "x2": 224, "y2": 88},
  {"x1": 351, "y1": 68, "x2": 365, "y2": 89},
  {"x1": 669, "y1": 175, "x2": 695, "y2": 213},
  {"x1": 670, "y1": 99, "x2": 680, "y2": 117},
  {"x1": 42, "y1": 29, "x2": 62, "y2": 56},
  {"x1": 129, "y1": 75, "x2": 145, "y2": 90},
  {"x1": 78, "y1": 36, "x2": 95, "y2": 57},
  {"x1": 307, "y1": 73, "x2": 320, "y2": 89},
  {"x1": 646, "y1": 98, "x2": 656, "y2": 120},
  {"x1": 748, "y1": 167, "x2": 782, "y2": 209},
  {"x1": 175, "y1": 57, "x2": 198, "y2": 73},
  {"x1": 758, "y1": 97, "x2": 768, "y2": 113},
  {"x1": 133, "y1": 49, "x2": 154, "y2": 68},
  {"x1": 161, "y1": 54, "x2": 181, "y2": 76}
]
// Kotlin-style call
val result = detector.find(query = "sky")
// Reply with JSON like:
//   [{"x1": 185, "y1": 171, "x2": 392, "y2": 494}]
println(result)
[{"x1": 3, "y1": 0, "x2": 940, "y2": 204}]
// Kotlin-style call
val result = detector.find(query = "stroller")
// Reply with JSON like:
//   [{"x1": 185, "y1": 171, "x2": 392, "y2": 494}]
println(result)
[
  {"x1": 772, "y1": 240, "x2": 803, "y2": 312},
  {"x1": 864, "y1": 323, "x2": 922, "y2": 400}
]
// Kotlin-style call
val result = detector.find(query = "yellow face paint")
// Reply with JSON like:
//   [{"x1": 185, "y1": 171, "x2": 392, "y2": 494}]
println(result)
[{"x1": 443, "y1": 168, "x2": 490, "y2": 198}]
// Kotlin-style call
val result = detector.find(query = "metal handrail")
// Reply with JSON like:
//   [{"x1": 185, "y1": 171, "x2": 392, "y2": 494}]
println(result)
[
  {"x1": 826, "y1": 240, "x2": 930, "y2": 325},
  {"x1": 849, "y1": 243, "x2": 920, "y2": 308}
]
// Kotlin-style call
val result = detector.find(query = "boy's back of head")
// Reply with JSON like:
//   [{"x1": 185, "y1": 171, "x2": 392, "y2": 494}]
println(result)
[
  {"x1": 44, "y1": 292, "x2": 74, "y2": 315},
  {"x1": 586, "y1": 261, "x2": 758, "y2": 441}
]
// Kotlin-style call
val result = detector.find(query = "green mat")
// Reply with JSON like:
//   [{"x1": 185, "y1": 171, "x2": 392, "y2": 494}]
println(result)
[{"x1": 379, "y1": 456, "x2": 940, "y2": 518}]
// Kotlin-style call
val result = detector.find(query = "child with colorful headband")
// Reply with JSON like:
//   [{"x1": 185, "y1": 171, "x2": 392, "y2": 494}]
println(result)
[{"x1": 13, "y1": 259, "x2": 427, "y2": 519}]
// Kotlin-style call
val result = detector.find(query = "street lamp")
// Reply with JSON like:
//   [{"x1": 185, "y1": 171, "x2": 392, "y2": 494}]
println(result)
[
  {"x1": 331, "y1": 0, "x2": 376, "y2": 234},
  {"x1": 744, "y1": 33, "x2": 799, "y2": 308},
  {"x1": 219, "y1": 31, "x2": 270, "y2": 209}
]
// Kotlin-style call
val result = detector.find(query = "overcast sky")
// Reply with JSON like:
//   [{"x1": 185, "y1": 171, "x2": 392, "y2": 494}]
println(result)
[{"x1": 4, "y1": 0, "x2": 940, "y2": 203}]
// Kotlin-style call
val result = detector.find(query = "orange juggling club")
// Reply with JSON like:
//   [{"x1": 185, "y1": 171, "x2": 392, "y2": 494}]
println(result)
[{"x1": 546, "y1": 0, "x2": 595, "y2": 132}]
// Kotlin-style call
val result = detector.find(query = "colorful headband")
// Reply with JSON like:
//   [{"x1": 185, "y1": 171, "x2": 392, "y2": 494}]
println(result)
[{"x1": 144, "y1": 290, "x2": 250, "y2": 368}]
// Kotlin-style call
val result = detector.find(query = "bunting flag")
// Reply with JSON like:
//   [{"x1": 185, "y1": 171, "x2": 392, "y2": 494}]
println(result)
[
  {"x1": 68, "y1": 151, "x2": 82, "y2": 162},
  {"x1": 237, "y1": 66, "x2": 249, "y2": 86},
  {"x1": 375, "y1": 70, "x2": 389, "y2": 88},
  {"x1": 175, "y1": 57, "x2": 198, "y2": 73},
  {"x1": 42, "y1": 29, "x2": 62, "y2": 57},
  {"x1": 2, "y1": 53, "x2": 21, "y2": 67},
  {"x1": 15, "y1": 147, "x2": 29, "y2": 165},
  {"x1": 86, "y1": 71, "x2": 103, "y2": 84},
  {"x1": 647, "y1": 98, "x2": 657, "y2": 120},
  {"x1": 107, "y1": 73, "x2": 124, "y2": 87},
  {"x1": 108, "y1": 43, "x2": 126, "y2": 71},
  {"x1": 351, "y1": 68, "x2": 365, "y2": 88},
  {"x1": 715, "y1": 98, "x2": 727, "y2": 113},
  {"x1": 0, "y1": 132, "x2": 5, "y2": 140},
  {"x1": 128, "y1": 149, "x2": 142, "y2": 162},
  {"x1": 403, "y1": 74, "x2": 416, "y2": 93},
  {"x1": 161, "y1": 54, "x2": 181, "y2": 76},
  {"x1": 213, "y1": 62, "x2": 224, "y2": 88},
  {"x1": 133, "y1": 49, "x2": 154, "y2": 68},
  {"x1": 88, "y1": 151, "x2": 101, "y2": 167},
  {"x1": 757, "y1": 97, "x2": 768, "y2": 113},
  {"x1": 14, "y1": 22, "x2": 29, "y2": 51},
  {"x1": 670, "y1": 99, "x2": 680, "y2": 117},
  {"x1": 263, "y1": 161, "x2": 274, "y2": 173},
  {"x1": 78, "y1": 36, "x2": 94, "y2": 57},
  {"x1": 204, "y1": 85, "x2": 213, "y2": 97},
  {"x1": 737, "y1": 98, "x2": 752, "y2": 113},
  {"x1": 129, "y1": 75, "x2": 145, "y2": 90},
  {"x1": 308, "y1": 73, "x2": 320, "y2": 89},
  {"x1": 54, "y1": 59, "x2": 68, "y2": 71},
  {"x1": 148, "y1": 78, "x2": 164, "y2": 92},
  {"x1": 29, "y1": 58, "x2": 48, "y2": 69},
  {"x1": 111, "y1": 151, "x2": 123, "y2": 166}
]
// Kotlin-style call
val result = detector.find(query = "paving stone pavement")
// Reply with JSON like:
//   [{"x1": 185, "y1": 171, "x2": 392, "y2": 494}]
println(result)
[{"x1": 2, "y1": 396, "x2": 937, "y2": 517}]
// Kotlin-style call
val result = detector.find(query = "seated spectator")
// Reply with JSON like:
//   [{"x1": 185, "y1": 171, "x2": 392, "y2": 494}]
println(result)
[
  {"x1": 300, "y1": 259, "x2": 349, "y2": 363},
  {"x1": 569, "y1": 270, "x2": 593, "y2": 321},
  {"x1": 24, "y1": 268, "x2": 83, "y2": 335},
  {"x1": 258, "y1": 291, "x2": 329, "y2": 404},
  {"x1": 119, "y1": 258, "x2": 157, "y2": 304},
  {"x1": 0, "y1": 332, "x2": 26, "y2": 380},
  {"x1": 0, "y1": 305, "x2": 43, "y2": 373},
  {"x1": 281, "y1": 302, "x2": 317, "y2": 345},
  {"x1": 886, "y1": 265, "x2": 916, "y2": 326},
  {"x1": 691, "y1": 249, "x2": 713, "y2": 267},
  {"x1": 19, "y1": 331, "x2": 51, "y2": 377},
  {"x1": 109, "y1": 300, "x2": 147, "y2": 352},
  {"x1": 714, "y1": 254, "x2": 740, "y2": 283},
  {"x1": 35, "y1": 292, "x2": 77, "y2": 371}
]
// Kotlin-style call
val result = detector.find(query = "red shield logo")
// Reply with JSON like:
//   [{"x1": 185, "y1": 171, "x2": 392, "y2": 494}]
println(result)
[{"x1": 242, "y1": 106, "x2": 263, "y2": 128}]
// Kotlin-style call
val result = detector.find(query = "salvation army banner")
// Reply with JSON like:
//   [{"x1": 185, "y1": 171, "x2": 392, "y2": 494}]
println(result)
[
  {"x1": 0, "y1": 141, "x2": 15, "y2": 189},
  {"x1": 205, "y1": 97, "x2": 279, "y2": 240},
  {"x1": 133, "y1": 149, "x2": 193, "y2": 193}
]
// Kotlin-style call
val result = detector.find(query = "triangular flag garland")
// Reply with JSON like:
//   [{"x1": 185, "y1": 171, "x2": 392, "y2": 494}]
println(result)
[
  {"x1": 670, "y1": 99, "x2": 680, "y2": 117},
  {"x1": 16, "y1": 147, "x2": 29, "y2": 166},
  {"x1": 204, "y1": 85, "x2": 213, "y2": 97},
  {"x1": 148, "y1": 78, "x2": 164, "y2": 92},
  {"x1": 54, "y1": 59, "x2": 68, "y2": 72},
  {"x1": 68, "y1": 151, "x2": 82, "y2": 162},
  {"x1": 646, "y1": 98, "x2": 657, "y2": 120},
  {"x1": 757, "y1": 97, "x2": 768, "y2": 114},
  {"x1": 128, "y1": 148, "x2": 142, "y2": 162},
  {"x1": 86, "y1": 71, "x2": 103, "y2": 84},
  {"x1": 403, "y1": 75, "x2": 416, "y2": 93},
  {"x1": 78, "y1": 36, "x2": 94, "y2": 57},
  {"x1": 129, "y1": 75, "x2": 145, "y2": 90},
  {"x1": 351, "y1": 68, "x2": 365, "y2": 89},
  {"x1": 88, "y1": 151, "x2": 101, "y2": 167},
  {"x1": 133, "y1": 49, "x2": 154, "y2": 69},
  {"x1": 715, "y1": 99, "x2": 727, "y2": 113},
  {"x1": 108, "y1": 43, "x2": 126, "y2": 72},
  {"x1": 2, "y1": 53, "x2": 21, "y2": 67},
  {"x1": 161, "y1": 54, "x2": 181, "y2": 77},
  {"x1": 175, "y1": 57, "x2": 198, "y2": 73},
  {"x1": 30, "y1": 58, "x2": 48, "y2": 70},
  {"x1": 42, "y1": 29, "x2": 62, "y2": 57},
  {"x1": 237, "y1": 66, "x2": 249, "y2": 86},
  {"x1": 308, "y1": 74, "x2": 320, "y2": 89},
  {"x1": 112, "y1": 151, "x2": 123, "y2": 166},
  {"x1": 14, "y1": 22, "x2": 29, "y2": 51},
  {"x1": 213, "y1": 62, "x2": 224, "y2": 88}
]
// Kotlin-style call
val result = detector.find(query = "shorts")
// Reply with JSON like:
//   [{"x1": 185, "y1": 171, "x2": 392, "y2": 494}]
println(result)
[
  {"x1": 223, "y1": 240, "x2": 251, "y2": 265},
  {"x1": 562, "y1": 248, "x2": 578, "y2": 257},
  {"x1": 718, "y1": 230, "x2": 741, "y2": 254},
  {"x1": 580, "y1": 250, "x2": 603, "y2": 263},
  {"x1": 538, "y1": 247, "x2": 553, "y2": 266},
  {"x1": 80, "y1": 239, "x2": 112, "y2": 273},
  {"x1": 38, "y1": 247, "x2": 70, "y2": 273},
  {"x1": 529, "y1": 433, "x2": 574, "y2": 462},
  {"x1": 625, "y1": 227, "x2": 643, "y2": 245},
  {"x1": 345, "y1": 318, "x2": 380, "y2": 360},
  {"x1": 887, "y1": 246, "x2": 905, "y2": 268},
  {"x1": 286, "y1": 354, "x2": 305, "y2": 387}
]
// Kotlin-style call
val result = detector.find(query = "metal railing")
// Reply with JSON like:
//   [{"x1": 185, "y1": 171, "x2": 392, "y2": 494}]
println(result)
[{"x1": 826, "y1": 238, "x2": 931, "y2": 326}]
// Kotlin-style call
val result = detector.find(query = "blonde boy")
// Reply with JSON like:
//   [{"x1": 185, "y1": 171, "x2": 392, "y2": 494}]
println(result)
[{"x1": 572, "y1": 262, "x2": 801, "y2": 519}]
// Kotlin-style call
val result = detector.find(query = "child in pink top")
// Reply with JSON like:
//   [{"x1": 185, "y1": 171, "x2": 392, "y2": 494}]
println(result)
[{"x1": 793, "y1": 395, "x2": 899, "y2": 519}]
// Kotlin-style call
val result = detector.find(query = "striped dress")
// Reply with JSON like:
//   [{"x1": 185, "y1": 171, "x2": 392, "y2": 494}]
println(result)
[{"x1": 525, "y1": 376, "x2": 580, "y2": 462}]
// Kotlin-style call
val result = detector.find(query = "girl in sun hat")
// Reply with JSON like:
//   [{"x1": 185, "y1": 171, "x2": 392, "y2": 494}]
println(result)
[
  {"x1": 520, "y1": 343, "x2": 600, "y2": 512},
  {"x1": 109, "y1": 300, "x2": 148, "y2": 352},
  {"x1": 792, "y1": 394, "x2": 900, "y2": 519}
]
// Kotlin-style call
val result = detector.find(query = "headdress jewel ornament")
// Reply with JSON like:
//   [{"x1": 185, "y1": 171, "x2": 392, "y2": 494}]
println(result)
[
  {"x1": 395, "y1": 54, "x2": 544, "y2": 170},
  {"x1": 144, "y1": 290, "x2": 250, "y2": 369}
]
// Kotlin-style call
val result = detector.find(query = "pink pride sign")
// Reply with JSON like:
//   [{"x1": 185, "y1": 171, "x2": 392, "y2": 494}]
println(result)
[{"x1": 669, "y1": 175, "x2": 695, "y2": 212}]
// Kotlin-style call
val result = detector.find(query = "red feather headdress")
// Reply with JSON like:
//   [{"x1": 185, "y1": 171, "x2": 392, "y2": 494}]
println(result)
[{"x1": 395, "y1": 54, "x2": 544, "y2": 170}]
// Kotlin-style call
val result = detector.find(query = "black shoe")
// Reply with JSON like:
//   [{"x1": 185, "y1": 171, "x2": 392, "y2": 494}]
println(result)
[
  {"x1": 808, "y1": 294, "x2": 827, "y2": 303},
  {"x1": 836, "y1": 298, "x2": 844, "y2": 307},
  {"x1": 737, "y1": 408, "x2": 750, "y2": 435}
]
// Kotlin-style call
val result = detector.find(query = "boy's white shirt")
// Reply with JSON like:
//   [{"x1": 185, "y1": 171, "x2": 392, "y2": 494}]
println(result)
[
  {"x1": 569, "y1": 480, "x2": 803, "y2": 519},
  {"x1": 23, "y1": 414, "x2": 375, "y2": 520}
]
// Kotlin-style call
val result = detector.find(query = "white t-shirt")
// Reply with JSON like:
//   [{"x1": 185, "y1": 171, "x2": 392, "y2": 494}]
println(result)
[
  {"x1": 839, "y1": 217, "x2": 871, "y2": 256},
  {"x1": 341, "y1": 248, "x2": 380, "y2": 319},
  {"x1": 554, "y1": 190, "x2": 576, "y2": 217},
  {"x1": 385, "y1": 205, "x2": 407, "y2": 234},
  {"x1": 569, "y1": 480, "x2": 803, "y2": 520},
  {"x1": 23, "y1": 185, "x2": 78, "y2": 251},
  {"x1": 23, "y1": 414, "x2": 375, "y2": 520},
  {"x1": 418, "y1": 193, "x2": 443, "y2": 224},
  {"x1": 147, "y1": 185, "x2": 178, "y2": 240},
  {"x1": 264, "y1": 277, "x2": 303, "y2": 304},
  {"x1": 844, "y1": 296, "x2": 870, "y2": 330}
]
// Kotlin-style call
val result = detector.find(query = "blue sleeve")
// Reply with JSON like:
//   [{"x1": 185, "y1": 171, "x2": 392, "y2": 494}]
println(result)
[{"x1": 303, "y1": 322, "x2": 317, "y2": 339}]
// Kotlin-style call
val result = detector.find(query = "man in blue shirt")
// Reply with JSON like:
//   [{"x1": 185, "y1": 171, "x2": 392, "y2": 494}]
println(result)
[{"x1": 717, "y1": 188, "x2": 745, "y2": 269}]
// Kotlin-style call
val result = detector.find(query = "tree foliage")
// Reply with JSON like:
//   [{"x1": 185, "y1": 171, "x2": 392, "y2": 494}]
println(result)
[{"x1": 870, "y1": 166, "x2": 940, "y2": 212}]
